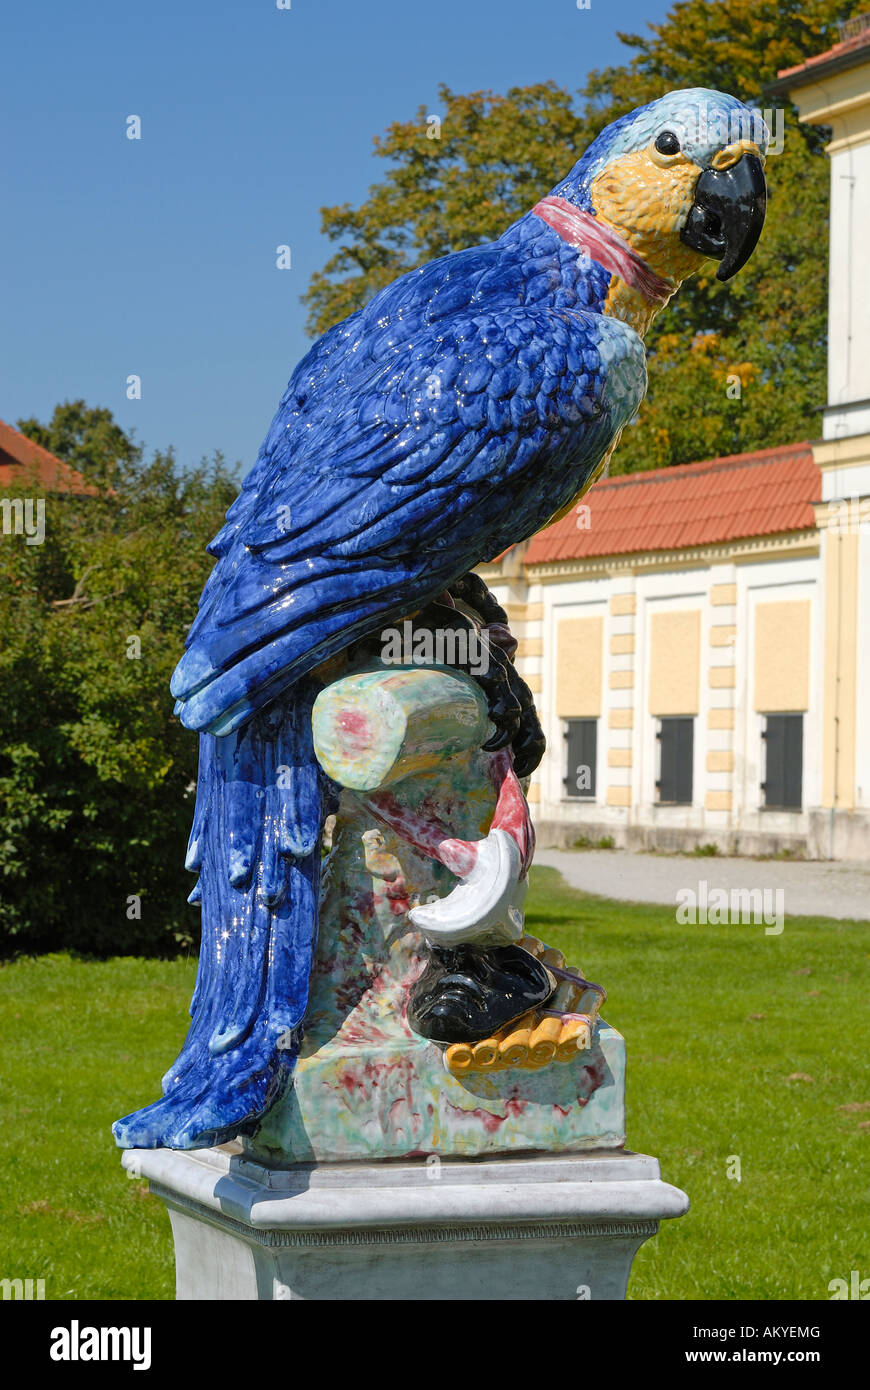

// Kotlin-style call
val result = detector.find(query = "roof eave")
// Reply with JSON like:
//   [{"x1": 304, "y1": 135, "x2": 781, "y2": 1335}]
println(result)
[{"x1": 766, "y1": 37, "x2": 870, "y2": 99}]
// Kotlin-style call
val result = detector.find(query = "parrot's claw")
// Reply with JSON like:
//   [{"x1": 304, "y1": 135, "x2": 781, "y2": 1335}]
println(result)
[
  {"x1": 481, "y1": 720, "x2": 519, "y2": 753},
  {"x1": 472, "y1": 647, "x2": 523, "y2": 751},
  {"x1": 443, "y1": 1008, "x2": 595, "y2": 1076},
  {"x1": 439, "y1": 937, "x2": 607, "y2": 1076},
  {"x1": 510, "y1": 706, "x2": 546, "y2": 778}
]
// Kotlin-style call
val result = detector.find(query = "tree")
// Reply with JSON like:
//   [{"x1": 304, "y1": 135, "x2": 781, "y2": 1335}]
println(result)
[
  {"x1": 0, "y1": 403, "x2": 239, "y2": 955},
  {"x1": 16, "y1": 399, "x2": 139, "y2": 492},
  {"x1": 303, "y1": 82, "x2": 587, "y2": 336},
  {"x1": 303, "y1": 0, "x2": 866, "y2": 470}
]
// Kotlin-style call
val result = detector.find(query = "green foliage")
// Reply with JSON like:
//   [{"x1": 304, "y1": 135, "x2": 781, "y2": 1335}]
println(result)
[
  {"x1": 572, "y1": 833, "x2": 616, "y2": 850},
  {"x1": 16, "y1": 400, "x2": 139, "y2": 492},
  {"x1": 304, "y1": 0, "x2": 866, "y2": 471},
  {"x1": 303, "y1": 81, "x2": 587, "y2": 335},
  {"x1": 0, "y1": 402, "x2": 239, "y2": 955}
]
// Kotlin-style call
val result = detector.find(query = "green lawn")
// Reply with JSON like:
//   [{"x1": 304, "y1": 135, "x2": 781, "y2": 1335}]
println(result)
[{"x1": 0, "y1": 865, "x2": 867, "y2": 1300}]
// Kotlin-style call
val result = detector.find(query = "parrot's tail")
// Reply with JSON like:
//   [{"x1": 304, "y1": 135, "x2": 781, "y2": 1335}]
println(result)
[{"x1": 113, "y1": 679, "x2": 335, "y2": 1150}]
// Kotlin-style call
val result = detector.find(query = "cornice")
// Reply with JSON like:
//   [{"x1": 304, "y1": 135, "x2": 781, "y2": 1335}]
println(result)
[{"x1": 524, "y1": 530, "x2": 820, "y2": 581}]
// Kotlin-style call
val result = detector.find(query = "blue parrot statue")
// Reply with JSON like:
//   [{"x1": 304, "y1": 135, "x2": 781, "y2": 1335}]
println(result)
[{"x1": 114, "y1": 88, "x2": 767, "y2": 1149}]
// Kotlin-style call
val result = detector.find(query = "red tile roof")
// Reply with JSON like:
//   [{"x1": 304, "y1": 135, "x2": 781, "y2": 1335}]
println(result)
[
  {"x1": 524, "y1": 441, "x2": 819, "y2": 566},
  {"x1": 0, "y1": 418, "x2": 97, "y2": 494},
  {"x1": 777, "y1": 17, "x2": 870, "y2": 83}
]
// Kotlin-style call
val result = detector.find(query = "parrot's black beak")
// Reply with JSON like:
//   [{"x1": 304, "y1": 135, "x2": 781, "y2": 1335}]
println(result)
[{"x1": 680, "y1": 152, "x2": 767, "y2": 281}]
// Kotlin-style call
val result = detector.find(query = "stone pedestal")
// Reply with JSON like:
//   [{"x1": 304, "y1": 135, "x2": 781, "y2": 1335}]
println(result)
[{"x1": 123, "y1": 1144, "x2": 688, "y2": 1300}]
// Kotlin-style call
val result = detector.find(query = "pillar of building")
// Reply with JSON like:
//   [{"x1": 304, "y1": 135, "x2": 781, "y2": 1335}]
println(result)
[
  {"x1": 705, "y1": 565, "x2": 738, "y2": 820},
  {"x1": 606, "y1": 577, "x2": 637, "y2": 811}
]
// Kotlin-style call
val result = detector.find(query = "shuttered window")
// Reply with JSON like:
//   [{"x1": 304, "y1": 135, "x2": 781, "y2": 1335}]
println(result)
[
  {"x1": 564, "y1": 719, "x2": 597, "y2": 799},
  {"x1": 762, "y1": 714, "x2": 803, "y2": 810},
  {"x1": 656, "y1": 717, "x2": 694, "y2": 805}
]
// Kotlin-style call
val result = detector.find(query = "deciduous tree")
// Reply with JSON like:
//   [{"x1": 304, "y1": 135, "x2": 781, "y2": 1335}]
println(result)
[{"x1": 0, "y1": 402, "x2": 238, "y2": 954}]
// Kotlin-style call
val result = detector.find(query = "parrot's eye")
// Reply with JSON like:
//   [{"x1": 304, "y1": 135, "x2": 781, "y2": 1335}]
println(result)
[{"x1": 654, "y1": 130, "x2": 681, "y2": 156}]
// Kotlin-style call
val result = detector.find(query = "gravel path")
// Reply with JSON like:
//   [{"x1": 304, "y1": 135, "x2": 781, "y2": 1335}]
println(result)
[{"x1": 534, "y1": 848, "x2": 870, "y2": 921}]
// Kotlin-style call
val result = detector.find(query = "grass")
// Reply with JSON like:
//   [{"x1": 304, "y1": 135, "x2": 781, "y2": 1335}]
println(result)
[
  {"x1": 0, "y1": 867, "x2": 867, "y2": 1300},
  {"x1": 0, "y1": 952, "x2": 198, "y2": 1300}
]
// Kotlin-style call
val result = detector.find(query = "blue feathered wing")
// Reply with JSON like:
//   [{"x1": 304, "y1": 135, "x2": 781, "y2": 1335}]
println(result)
[{"x1": 172, "y1": 248, "x2": 646, "y2": 737}]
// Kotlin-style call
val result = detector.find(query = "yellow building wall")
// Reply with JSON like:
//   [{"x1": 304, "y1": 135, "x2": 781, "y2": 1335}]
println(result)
[
  {"x1": 754, "y1": 600, "x2": 811, "y2": 713},
  {"x1": 556, "y1": 616, "x2": 603, "y2": 717},
  {"x1": 649, "y1": 610, "x2": 701, "y2": 716}
]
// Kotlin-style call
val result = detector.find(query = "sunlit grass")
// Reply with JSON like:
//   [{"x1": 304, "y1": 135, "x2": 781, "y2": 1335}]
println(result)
[{"x1": 0, "y1": 953, "x2": 197, "y2": 1300}]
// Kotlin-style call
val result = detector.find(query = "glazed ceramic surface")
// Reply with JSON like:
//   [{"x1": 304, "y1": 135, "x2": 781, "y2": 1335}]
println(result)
[
  {"x1": 247, "y1": 716, "x2": 625, "y2": 1164},
  {"x1": 114, "y1": 89, "x2": 767, "y2": 1152}
]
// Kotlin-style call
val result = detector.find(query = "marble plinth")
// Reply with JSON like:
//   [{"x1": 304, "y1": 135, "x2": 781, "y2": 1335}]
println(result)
[{"x1": 123, "y1": 1144, "x2": 688, "y2": 1301}]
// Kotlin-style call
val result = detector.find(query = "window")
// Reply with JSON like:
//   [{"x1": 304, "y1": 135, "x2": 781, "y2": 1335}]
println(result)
[
  {"x1": 762, "y1": 714, "x2": 803, "y2": 809},
  {"x1": 564, "y1": 719, "x2": 597, "y2": 799},
  {"x1": 656, "y1": 717, "x2": 693, "y2": 804}
]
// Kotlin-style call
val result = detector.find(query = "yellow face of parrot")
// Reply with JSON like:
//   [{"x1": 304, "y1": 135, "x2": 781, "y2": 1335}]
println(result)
[
  {"x1": 549, "y1": 89, "x2": 769, "y2": 336},
  {"x1": 589, "y1": 137, "x2": 765, "y2": 334}
]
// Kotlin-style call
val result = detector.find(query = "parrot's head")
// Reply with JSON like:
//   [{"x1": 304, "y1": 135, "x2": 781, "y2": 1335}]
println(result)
[{"x1": 542, "y1": 88, "x2": 768, "y2": 333}]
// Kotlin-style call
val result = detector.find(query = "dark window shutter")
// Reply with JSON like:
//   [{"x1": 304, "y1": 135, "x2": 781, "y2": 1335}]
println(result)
[
  {"x1": 676, "y1": 718, "x2": 694, "y2": 804},
  {"x1": 657, "y1": 719, "x2": 677, "y2": 802},
  {"x1": 564, "y1": 719, "x2": 597, "y2": 798},
  {"x1": 657, "y1": 717, "x2": 693, "y2": 805},
  {"x1": 763, "y1": 714, "x2": 803, "y2": 809},
  {"x1": 783, "y1": 715, "x2": 803, "y2": 809},
  {"x1": 762, "y1": 717, "x2": 785, "y2": 806}
]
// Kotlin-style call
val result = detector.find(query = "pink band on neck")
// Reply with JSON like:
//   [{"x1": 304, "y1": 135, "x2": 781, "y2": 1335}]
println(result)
[{"x1": 532, "y1": 195, "x2": 674, "y2": 306}]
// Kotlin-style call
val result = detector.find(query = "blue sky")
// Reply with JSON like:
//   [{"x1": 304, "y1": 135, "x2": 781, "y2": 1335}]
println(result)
[{"x1": 1, "y1": 0, "x2": 675, "y2": 474}]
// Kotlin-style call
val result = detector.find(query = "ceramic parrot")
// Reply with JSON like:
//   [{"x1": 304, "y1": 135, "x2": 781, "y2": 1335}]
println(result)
[{"x1": 114, "y1": 88, "x2": 767, "y2": 1149}]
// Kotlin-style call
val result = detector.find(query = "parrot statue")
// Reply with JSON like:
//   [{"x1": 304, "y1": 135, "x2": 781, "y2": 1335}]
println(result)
[{"x1": 114, "y1": 88, "x2": 767, "y2": 1150}]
